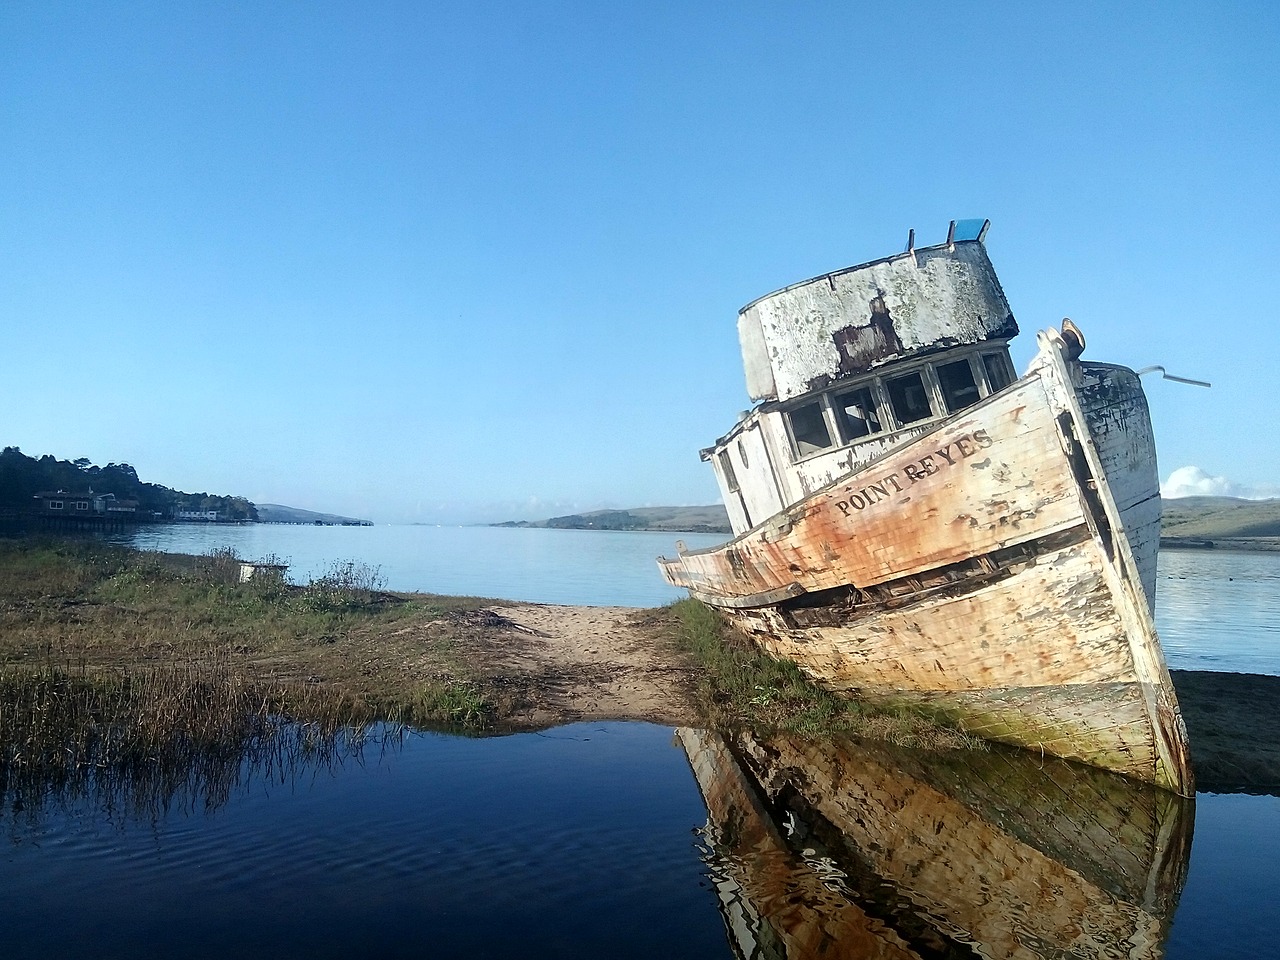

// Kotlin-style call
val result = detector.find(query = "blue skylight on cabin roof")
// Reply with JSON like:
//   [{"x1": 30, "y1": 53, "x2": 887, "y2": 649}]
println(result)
[{"x1": 952, "y1": 219, "x2": 989, "y2": 242}]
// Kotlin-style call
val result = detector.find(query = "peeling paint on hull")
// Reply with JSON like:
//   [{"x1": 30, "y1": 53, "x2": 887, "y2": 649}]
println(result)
[{"x1": 662, "y1": 261, "x2": 1193, "y2": 794}]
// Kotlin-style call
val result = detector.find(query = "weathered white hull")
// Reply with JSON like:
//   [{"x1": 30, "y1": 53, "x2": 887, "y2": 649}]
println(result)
[{"x1": 662, "y1": 330, "x2": 1193, "y2": 794}]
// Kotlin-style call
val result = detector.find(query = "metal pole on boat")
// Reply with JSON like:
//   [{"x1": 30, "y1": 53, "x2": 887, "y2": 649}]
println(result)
[{"x1": 1136, "y1": 366, "x2": 1212, "y2": 388}]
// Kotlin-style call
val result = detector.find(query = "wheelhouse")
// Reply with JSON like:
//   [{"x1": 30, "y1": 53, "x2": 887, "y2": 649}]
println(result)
[{"x1": 702, "y1": 221, "x2": 1020, "y2": 534}]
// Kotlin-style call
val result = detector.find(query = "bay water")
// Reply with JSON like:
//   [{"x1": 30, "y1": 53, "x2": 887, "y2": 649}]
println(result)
[
  {"x1": 113, "y1": 523, "x2": 725, "y2": 608},
  {"x1": 4, "y1": 528, "x2": 1278, "y2": 957}
]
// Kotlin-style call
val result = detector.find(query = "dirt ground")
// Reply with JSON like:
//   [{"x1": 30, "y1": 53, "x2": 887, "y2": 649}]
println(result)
[
  {"x1": 451, "y1": 602, "x2": 702, "y2": 729},
  {"x1": 459, "y1": 603, "x2": 1280, "y2": 795}
]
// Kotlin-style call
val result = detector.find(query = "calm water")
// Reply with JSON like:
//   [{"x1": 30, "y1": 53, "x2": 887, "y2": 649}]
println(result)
[
  {"x1": 4, "y1": 533, "x2": 1278, "y2": 957},
  {"x1": 1156, "y1": 548, "x2": 1280, "y2": 675},
  {"x1": 2, "y1": 723, "x2": 726, "y2": 959},
  {"x1": 113, "y1": 523, "x2": 725, "y2": 607}
]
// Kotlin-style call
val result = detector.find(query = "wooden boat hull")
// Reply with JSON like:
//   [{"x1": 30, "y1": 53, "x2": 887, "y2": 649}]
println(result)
[
  {"x1": 680, "y1": 727, "x2": 1193, "y2": 960},
  {"x1": 662, "y1": 330, "x2": 1193, "y2": 794}
]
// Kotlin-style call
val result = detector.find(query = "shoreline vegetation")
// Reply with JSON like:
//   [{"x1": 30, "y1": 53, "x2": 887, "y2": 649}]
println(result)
[
  {"x1": 0, "y1": 540, "x2": 963, "y2": 744},
  {"x1": 2, "y1": 539, "x2": 1279, "y2": 796}
]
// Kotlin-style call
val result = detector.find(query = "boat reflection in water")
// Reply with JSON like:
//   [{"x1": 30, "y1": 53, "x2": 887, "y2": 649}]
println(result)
[{"x1": 680, "y1": 729, "x2": 1194, "y2": 960}]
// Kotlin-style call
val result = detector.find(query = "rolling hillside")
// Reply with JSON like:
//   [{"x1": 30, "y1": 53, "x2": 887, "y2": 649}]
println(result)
[
  {"x1": 496, "y1": 496, "x2": 1280, "y2": 545},
  {"x1": 495, "y1": 505, "x2": 730, "y2": 533},
  {"x1": 255, "y1": 504, "x2": 373, "y2": 526},
  {"x1": 1160, "y1": 496, "x2": 1280, "y2": 539}
]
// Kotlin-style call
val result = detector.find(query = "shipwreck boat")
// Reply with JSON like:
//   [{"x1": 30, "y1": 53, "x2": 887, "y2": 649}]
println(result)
[{"x1": 658, "y1": 220, "x2": 1194, "y2": 795}]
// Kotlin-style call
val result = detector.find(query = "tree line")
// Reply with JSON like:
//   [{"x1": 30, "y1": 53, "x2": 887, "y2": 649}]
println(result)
[{"x1": 0, "y1": 446, "x2": 258, "y2": 521}]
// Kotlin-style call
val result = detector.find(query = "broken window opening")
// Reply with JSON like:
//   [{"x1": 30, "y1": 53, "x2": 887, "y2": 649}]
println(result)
[
  {"x1": 983, "y1": 352, "x2": 1014, "y2": 393},
  {"x1": 938, "y1": 358, "x2": 981, "y2": 413},
  {"x1": 833, "y1": 385, "x2": 883, "y2": 441},
  {"x1": 717, "y1": 450, "x2": 740, "y2": 493},
  {"x1": 886, "y1": 372, "x2": 933, "y2": 426},
  {"x1": 787, "y1": 401, "x2": 834, "y2": 457}
]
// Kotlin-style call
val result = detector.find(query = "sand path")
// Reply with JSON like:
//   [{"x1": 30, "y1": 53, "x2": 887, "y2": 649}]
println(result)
[{"x1": 460, "y1": 602, "x2": 701, "y2": 729}]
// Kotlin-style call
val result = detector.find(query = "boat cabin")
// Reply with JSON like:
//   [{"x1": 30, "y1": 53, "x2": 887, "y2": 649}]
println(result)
[{"x1": 705, "y1": 221, "x2": 1020, "y2": 534}]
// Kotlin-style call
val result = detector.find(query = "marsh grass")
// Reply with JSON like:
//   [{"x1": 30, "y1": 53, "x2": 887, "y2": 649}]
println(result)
[
  {"x1": 0, "y1": 539, "x2": 498, "y2": 729},
  {"x1": 400, "y1": 680, "x2": 492, "y2": 726},
  {"x1": 665, "y1": 598, "x2": 982, "y2": 749},
  {"x1": 0, "y1": 661, "x2": 400, "y2": 827},
  {"x1": 0, "y1": 538, "x2": 505, "y2": 826}
]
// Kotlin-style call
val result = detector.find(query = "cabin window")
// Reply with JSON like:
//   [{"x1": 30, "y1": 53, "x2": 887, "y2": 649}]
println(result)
[
  {"x1": 833, "y1": 385, "x2": 882, "y2": 441},
  {"x1": 717, "y1": 450, "x2": 740, "y2": 493},
  {"x1": 737, "y1": 439, "x2": 749, "y2": 468},
  {"x1": 75, "y1": 501, "x2": 89, "y2": 511},
  {"x1": 885, "y1": 372, "x2": 933, "y2": 425},
  {"x1": 787, "y1": 401, "x2": 834, "y2": 456},
  {"x1": 937, "y1": 358, "x2": 981, "y2": 413},
  {"x1": 983, "y1": 352, "x2": 1013, "y2": 393}
]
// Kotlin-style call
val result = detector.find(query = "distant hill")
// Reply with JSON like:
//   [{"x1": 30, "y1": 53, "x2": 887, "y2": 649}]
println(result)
[
  {"x1": 497, "y1": 496, "x2": 1280, "y2": 544},
  {"x1": 1160, "y1": 496, "x2": 1280, "y2": 544},
  {"x1": 495, "y1": 505, "x2": 730, "y2": 534},
  {"x1": 255, "y1": 503, "x2": 373, "y2": 526}
]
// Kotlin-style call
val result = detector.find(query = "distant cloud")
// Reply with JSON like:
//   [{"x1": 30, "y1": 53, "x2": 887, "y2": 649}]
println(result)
[{"x1": 1161, "y1": 465, "x2": 1279, "y2": 500}]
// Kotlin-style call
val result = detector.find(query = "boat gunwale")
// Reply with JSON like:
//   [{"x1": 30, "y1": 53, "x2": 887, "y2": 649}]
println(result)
[{"x1": 1034, "y1": 329, "x2": 1194, "y2": 795}]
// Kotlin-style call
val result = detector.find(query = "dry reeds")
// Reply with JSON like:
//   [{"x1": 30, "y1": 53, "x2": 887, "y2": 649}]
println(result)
[{"x1": 0, "y1": 661, "x2": 387, "y2": 828}]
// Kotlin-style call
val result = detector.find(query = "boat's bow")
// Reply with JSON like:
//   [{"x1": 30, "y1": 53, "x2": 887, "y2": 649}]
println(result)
[{"x1": 660, "y1": 324, "x2": 1193, "y2": 795}]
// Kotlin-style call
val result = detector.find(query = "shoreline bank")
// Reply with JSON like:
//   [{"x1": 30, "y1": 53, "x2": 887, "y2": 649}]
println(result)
[{"x1": 2, "y1": 539, "x2": 1277, "y2": 794}]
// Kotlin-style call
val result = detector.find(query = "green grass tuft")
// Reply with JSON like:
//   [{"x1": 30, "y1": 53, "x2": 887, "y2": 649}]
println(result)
[
  {"x1": 399, "y1": 680, "x2": 493, "y2": 726},
  {"x1": 665, "y1": 598, "x2": 981, "y2": 749}
]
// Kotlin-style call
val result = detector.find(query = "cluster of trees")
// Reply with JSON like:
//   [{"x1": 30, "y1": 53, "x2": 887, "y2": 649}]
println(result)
[{"x1": 0, "y1": 447, "x2": 258, "y2": 522}]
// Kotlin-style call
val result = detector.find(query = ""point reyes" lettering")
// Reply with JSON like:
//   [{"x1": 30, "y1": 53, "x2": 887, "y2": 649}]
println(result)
[{"x1": 833, "y1": 430, "x2": 993, "y2": 516}]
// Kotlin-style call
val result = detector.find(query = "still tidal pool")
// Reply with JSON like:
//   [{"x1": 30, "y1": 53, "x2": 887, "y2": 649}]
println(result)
[
  {"x1": 5, "y1": 718, "x2": 1277, "y2": 959},
  {"x1": 2, "y1": 723, "x2": 727, "y2": 959}
]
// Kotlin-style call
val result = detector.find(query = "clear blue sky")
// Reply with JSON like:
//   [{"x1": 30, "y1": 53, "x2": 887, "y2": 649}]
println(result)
[{"x1": 3, "y1": 2, "x2": 1277, "y2": 522}]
